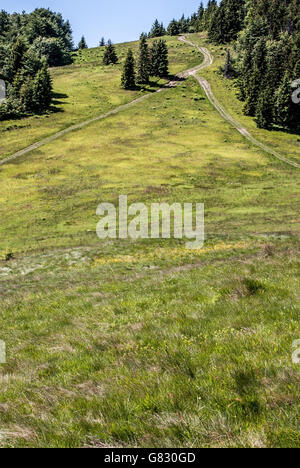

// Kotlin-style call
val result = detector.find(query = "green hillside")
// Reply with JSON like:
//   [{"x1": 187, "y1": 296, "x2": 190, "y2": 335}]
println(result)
[
  {"x1": 0, "y1": 37, "x2": 201, "y2": 160},
  {"x1": 0, "y1": 33, "x2": 299, "y2": 448}
]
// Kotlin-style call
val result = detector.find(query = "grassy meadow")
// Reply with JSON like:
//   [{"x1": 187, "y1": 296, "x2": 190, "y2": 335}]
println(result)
[
  {"x1": 0, "y1": 34, "x2": 299, "y2": 448},
  {"x1": 0, "y1": 37, "x2": 202, "y2": 161}
]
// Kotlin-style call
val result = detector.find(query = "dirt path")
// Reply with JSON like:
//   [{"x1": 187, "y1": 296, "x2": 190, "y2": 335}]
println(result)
[
  {"x1": 1, "y1": 37, "x2": 299, "y2": 169},
  {"x1": 0, "y1": 45, "x2": 214, "y2": 167},
  {"x1": 179, "y1": 36, "x2": 300, "y2": 169}
]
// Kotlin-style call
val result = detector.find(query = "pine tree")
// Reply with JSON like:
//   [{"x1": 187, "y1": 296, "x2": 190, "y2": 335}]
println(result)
[
  {"x1": 19, "y1": 76, "x2": 34, "y2": 112},
  {"x1": 275, "y1": 72, "x2": 300, "y2": 128},
  {"x1": 150, "y1": 40, "x2": 169, "y2": 77},
  {"x1": 179, "y1": 15, "x2": 188, "y2": 34},
  {"x1": 203, "y1": 0, "x2": 218, "y2": 30},
  {"x1": 121, "y1": 49, "x2": 136, "y2": 89},
  {"x1": 78, "y1": 36, "x2": 88, "y2": 49},
  {"x1": 137, "y1": 34, "x2": 150, "y2": 84},
  {"x1": 103, "y1": 40, "x2": 118, "y2": 65},
  {"x1": 255, "y1": 87, "x2": 274, "y2": 129},
  {"x1": 243, "y1": 38, "x2": 267, "y2": 116},
  {"x1": 223, "y1": 50, "x2": 235, "y2": 78},
  {"x1": 167, "y1": 19, "x2": 180, "y2": 36},
  {"x1": 100, "y1": 37, "x2": 105, "y2": 47},
  {"x1": 31, "y1": 64, "x2": 52, "y2": 112},
  {"x1": 149, "y1": 20, "x2": 165, "y2": 38},
  {"x1": 196, "y1": 3, "x2": 205, "y2": 31}
]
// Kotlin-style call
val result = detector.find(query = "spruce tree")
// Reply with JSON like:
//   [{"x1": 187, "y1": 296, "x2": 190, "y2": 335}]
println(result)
[
  {"x1": 196, "y1": 3, "x2": 205, "y2": 31},
  {"x1": 275, "y1": 72, "x2": 299, "y2": 129},
  {"x1": 167, "y1": 19, "x2": 180, "y2": 36},
  {"x1": 137, "y1": 34, "x2": 150, "y2": 84},
  {"x1": 149, "y1": 20, "x2": 165, "y2": 38},
  {"x1": 223, "y1": 50, "x2": 234, "y2": 78},
  {"x1": 78, "y1": 36, "x2": 88, "y2": 49},
  {"x1": 243, "y1": 38, "x2": 267, "y2": 116},
  {"x1": 103, "y1": 40, "x2": 118, "y2": 65},
  {"x1": 121, "y1": 49, "x2": 136, "y2": 89},
  {"x1": 150, "y1": 40, "x2": 169, "y2": 77},
  {"x1": 32, "y1": 64, "x2": 52, "y2": 112},
  {"x1": 255, "y1": 87, "x2": 274, "y2": 129},
  {"x1": 19, "y1": 76, "x2": 34, "y2": 113},
  {"x1": 100, "y1": 37, "x2": 105, "y2": 47}
]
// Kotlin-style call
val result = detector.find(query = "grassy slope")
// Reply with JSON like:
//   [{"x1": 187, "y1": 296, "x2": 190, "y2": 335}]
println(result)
[
  {"x1": 0, "y1": 37, "x2": 202, "y2": 161},
  {"x1": 0, "y1": 35, "x2": 299, "y2": 448}
]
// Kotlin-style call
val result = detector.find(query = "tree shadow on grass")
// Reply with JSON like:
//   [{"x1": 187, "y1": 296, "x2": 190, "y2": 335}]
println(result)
[
  {"x1": 269, "y1": 124, "x2": 300, "y2": 136},
  {"x1": 49, "y1": 92, "x2": 68, "y2": 114},
  {"x1": 136, "y1": 75, "x2": 186, "y2": 93}
]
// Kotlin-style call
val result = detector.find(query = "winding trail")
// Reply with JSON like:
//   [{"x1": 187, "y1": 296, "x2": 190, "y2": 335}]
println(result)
[
  {"x1": 1, "y1": 36, "x2": 299, "y2": 169},
  {"x1": 179, "y1": 36, "x2": 300, "y2": 169}
]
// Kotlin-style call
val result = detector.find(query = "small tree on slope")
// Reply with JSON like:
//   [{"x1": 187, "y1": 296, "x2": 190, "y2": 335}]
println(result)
[
  {"x1": 103, "y1": 40, "x2": 118, "y2": 65},
  {"x1": 137, "y1": 34, "x2": 150, "y2": 84},
  {"x1": 78, "y1": 36, "x2": 88, "y2": 49},
  {"x1": 121, "y1": 49, "x2": 136, "y2": 89},
  {"x1": 150, "y1": 39, "x2": 169, "y2": 77}
]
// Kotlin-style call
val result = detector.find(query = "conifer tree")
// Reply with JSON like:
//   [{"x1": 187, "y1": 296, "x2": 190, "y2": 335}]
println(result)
[
  {"x1": 203, "y1": 0, "x2": 218, "y2": 30},
  {"x1": 149, "y1": 20, "x2": 165, "y2": 38},
  {"x1": 150, "y1": 39, "x2": 169, "y2": 77},
  {"x1": 223, "y1": 50, "x2": 235, "y2": 78},
  {"x1": 121, "y1": 49, "x2": 136, "y2": 89},
  {"x1": 100, "y1": 37, "x2": 105, "y2": 47},
  {"x1": 196, "y1": 3, "x2": 205, "y2": 31},
  {"x1": 31, "y1": 64, "x2": 52, "y2": 112},
  {"x1": 243, "y1": 38, "x2": 267, "y2": 116},
  {"x1": 275, "y1": 72, "x2": 299, "y2": 129},
  {"x1": 255, "y1": 87, "x2": 274, "y2": 129},
  {"x1": 103, "y1": 40, "x2": 118, "y2": 65},
  {"x1": 137, "y1": 34, "x2": 150, "y2": 84},
  {"x1": 179, "y1": 15, "x2": 188, "y2": 34},
  {"x1": 19, "y1": 76, "x2": 34, "y2": 112},
  {"x1": 78, "y1": 36, "x2": 88, "y2": 49},
  {"x1": 167, "y1": 19, "x2": 180, "y2": 36}
]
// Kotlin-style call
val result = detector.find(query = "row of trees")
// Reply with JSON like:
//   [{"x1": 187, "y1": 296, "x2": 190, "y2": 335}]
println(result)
[
  {"x1": 148, "y1": 2, "x2": 220, "y2": 38},
  {"x1": 121, "y1": 36, "x2": 169, "y2": 90},
  {"x1": 149, "y1": 1, "x2": 245, "y2": 43},
  {"x1": 78, "y1": 37, "x2": 110, "y2": 49},
  {"x1": 78, "y1": 36, "x2": 113, "y2": 50}
]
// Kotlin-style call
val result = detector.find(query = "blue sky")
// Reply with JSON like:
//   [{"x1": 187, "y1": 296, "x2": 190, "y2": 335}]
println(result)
[{"x1": 1, "y1": 0, "x2": 206, "y2": 47}]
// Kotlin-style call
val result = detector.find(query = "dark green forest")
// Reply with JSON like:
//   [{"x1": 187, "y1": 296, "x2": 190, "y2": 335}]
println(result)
[
  {"x1": 0, "y1": 8, "x2": 73, "y2": 119},
  {"x1": 150, "y1": 0, "x2": 300, "y2": 131}
]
